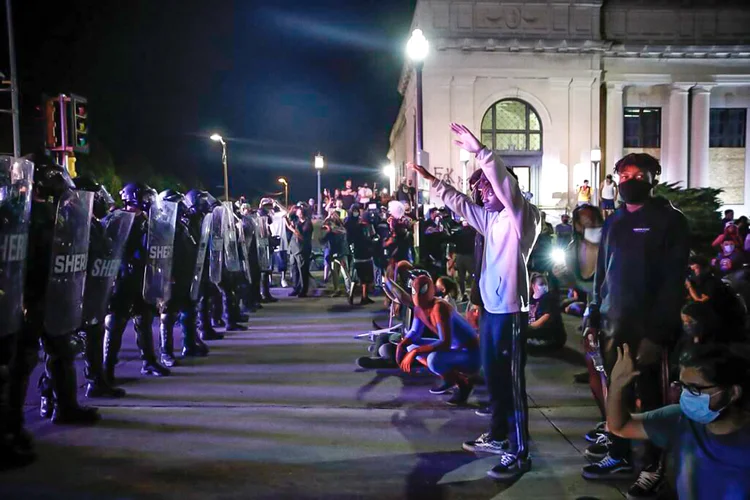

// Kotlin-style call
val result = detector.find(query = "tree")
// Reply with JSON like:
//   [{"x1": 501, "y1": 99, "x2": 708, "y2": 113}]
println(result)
[
  {"x1": 74, "y1": 138, "x2": 123, "y2": 199},
  {"x1": 654, "y1": 182, "x2": 723, "y2": 257}
]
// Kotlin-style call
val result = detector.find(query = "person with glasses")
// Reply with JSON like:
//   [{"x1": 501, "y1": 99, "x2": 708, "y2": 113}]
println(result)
[{"x1": 606, "y1": 342, "x2": 750, "y2": 500}]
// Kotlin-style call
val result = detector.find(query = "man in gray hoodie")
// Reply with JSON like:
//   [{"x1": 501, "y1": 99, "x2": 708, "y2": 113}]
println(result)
[{"x1": 412, "y1": 123, "x2": 540, "y2": 480}]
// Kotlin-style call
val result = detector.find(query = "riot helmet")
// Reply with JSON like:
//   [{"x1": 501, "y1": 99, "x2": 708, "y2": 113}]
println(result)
[
  {"x1": 184, "y1": 188, "x2": 212, "y2": 215},
  {"x1": 120, "y1": 182, "x2": 156, "y2": 213},
  {"x1": 74, "y1": 175, "x2": 114, "y2": 220},
  {"x1": 23, "y1": 152, "x2": 74, "y2": 201},
  {"x1": 159, "y1": 188, "x2": 187, "y2": 217}
]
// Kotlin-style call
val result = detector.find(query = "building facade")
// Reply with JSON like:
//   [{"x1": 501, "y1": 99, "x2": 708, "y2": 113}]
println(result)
[{"x1": 388, "y1": 0, "x2": 750, "y2": 214}]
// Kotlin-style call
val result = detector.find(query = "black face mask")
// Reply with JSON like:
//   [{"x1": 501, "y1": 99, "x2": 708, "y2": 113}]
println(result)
[{"x1": 619, "y1": 179, "x2": 652, "y2": 204}]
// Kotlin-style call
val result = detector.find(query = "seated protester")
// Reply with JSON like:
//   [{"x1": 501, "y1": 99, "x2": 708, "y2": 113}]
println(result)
[
  {"x1": 396, "y1": 275, "x2": 481, "y2": 405},
  {"x1": 436, "y1": 276, "x2": 460, "y2": 310},
  {"x1": 681, "y1": 284, "x2": 748, "y2": 347},
  {"x1": 561, "y1": 288, "x2": 587, "y2": 317},
  {"x1": 685, "y1": 255, "x2": 721, "y2": 304},
  {"x1": 555, "y1": 213, "x2": 574, "y2": 248},
  {"x1": 713, "y1": 239, "x2": 745, "y2": 277},
  {"x1": 737, "y1": 216, "x2": 749, "y2": 243},
  {"x1": 712, "y1": 222, "x2": 743, "y2": 250},
  {"x1": 526, "y1": 273, "x2": 567, "y2": 350},
  {"x1": 344, "y1": 203, "x2": 376, "y2": 305},
  {"x1": 606, "y1": 342, "x2": 750, "y2": 500}
]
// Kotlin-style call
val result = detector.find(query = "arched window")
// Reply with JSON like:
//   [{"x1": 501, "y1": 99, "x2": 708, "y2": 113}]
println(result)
[{"x1": 480, "y1": 99, "x2": 542, "y2": 153}]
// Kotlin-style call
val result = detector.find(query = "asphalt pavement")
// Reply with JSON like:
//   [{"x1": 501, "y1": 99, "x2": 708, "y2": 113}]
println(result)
[{"x1": 0, "y1": 288, "x2": 632, "y2": 500}]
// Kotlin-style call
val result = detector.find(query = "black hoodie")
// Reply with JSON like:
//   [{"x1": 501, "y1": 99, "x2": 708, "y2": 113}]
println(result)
[{"x1": 588, "y1": 196, "x2": 689, "y2": 345}]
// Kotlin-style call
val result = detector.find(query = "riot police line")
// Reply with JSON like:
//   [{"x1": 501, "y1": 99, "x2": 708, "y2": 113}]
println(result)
[{"x1": 0, "y1": 153, "x2": 279, "y2": 470}]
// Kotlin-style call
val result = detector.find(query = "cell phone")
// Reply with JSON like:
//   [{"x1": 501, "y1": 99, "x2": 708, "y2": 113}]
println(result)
[{"x1": 368, "y1": 203, "x2": 377, "y2": 210}]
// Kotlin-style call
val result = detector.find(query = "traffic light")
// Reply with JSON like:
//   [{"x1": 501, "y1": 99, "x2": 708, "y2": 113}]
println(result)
[
  {"x1": 71, "y1": 95, "x2": 89, "y2": 153},
  {"x1": 44, "y1": 97, "x2": 61, "y2": 149}
]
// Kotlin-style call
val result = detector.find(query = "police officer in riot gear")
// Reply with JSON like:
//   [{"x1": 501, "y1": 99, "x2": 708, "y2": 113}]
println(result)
[
  {"x1": 14, "y1": 153, "x2": 100, "y2": 430},
  {"x1": 158, "y1": 189, "x2": 209, "y2": 364},
  {"x1": 257, "y1": 198, "x2": 278, "y2": 303},
  {"x1": 104, "y1": 182, "x2": 171, "y2": 380},
  {"x1": 0, "y1": 156, "x2": 35, "y2": 468},
  {"x1": 184, "y1": 189, "x2": 224, "y2": 341}
]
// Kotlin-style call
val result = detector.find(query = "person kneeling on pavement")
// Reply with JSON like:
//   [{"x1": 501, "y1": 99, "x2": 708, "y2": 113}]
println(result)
[
  {"x1": 396, "y1": 275, "x2": 480, "y2": 406},
  {"x1": 526, "y1": 273, "x2": 566, "y2": 350}
]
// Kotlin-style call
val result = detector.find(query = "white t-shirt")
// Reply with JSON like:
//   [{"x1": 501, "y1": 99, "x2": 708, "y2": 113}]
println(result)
[{"x1": 601, "y1": 181, "x2": 617, "y2": 200}]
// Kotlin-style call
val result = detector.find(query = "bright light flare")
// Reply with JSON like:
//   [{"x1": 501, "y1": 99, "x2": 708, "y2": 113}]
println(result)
[
  {"x1": 277, "y1": 177, "x2": 287, "y2": 185},
  {"x1": 314, "y1": 153, "x2": 325, "y2": 170},
  {"x1": 551, "y1": 248, "x2": 567, "y2": 266},
  {"x1": 383, "y1": 164, "x2": 395, "y2": 178},
  {"x1": 210, "y1": 134, "x2": 224, "y2": 143},
  {"x1": 406, "y1": 29, "x2": 429, "y2": 62}
]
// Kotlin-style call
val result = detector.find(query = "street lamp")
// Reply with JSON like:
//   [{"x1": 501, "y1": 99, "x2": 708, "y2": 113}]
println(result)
[
  {"x1": 277, "y1": 177, "x2": 289, "y2": 208},
  {"x1": 383, "y1": 164, "x2": 396, "y2": 194},
  {"x1": 591, "y1": 147, "x2": 602, "y2": 206},
  {"x1": 314, "y1": 153, "x2": 325, "y2": 218},
  {"x1": 406, "y1": 28, "x2": 429, "y2": 215},
  {"x1": 210, "y1": 133, "x2": 229, "y2": 202},
  {"x1": 459, "y1": 149, "x2": 471, "y2": 194}
]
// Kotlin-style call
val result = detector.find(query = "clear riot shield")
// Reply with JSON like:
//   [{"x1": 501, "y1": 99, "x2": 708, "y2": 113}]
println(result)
[
  {"x1": 209, "y1": 205, "x2": 224, "y2": 284},
  {"x1": 81, "y1": 210, "x2": 134, "y2": 325},
  {"x1": 143, "y1": 198, "x2": 178, "y2": 305},
  {"x1": 0, "y1": 157, "x2": 33, "y2": 337},
  {"x1": 222, "y1": 202, "x2": 241, "y2": 273},
  {"x1": 44, "y1": 190, "x2": 94, "y2": 336},
  {"x1": 189, "y1": 212, "x2": 212, "y2": 302},
  {"x1": 255, "y1": 213, "x2": 272, "y2": 272},
  {"x1": 237, "y1": 217, "x2": 252, "y2": 284}
]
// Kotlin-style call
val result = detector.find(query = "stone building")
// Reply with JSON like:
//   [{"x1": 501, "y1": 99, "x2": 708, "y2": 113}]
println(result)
[{"x1": 388, "y1": 0, "x2": 750, "y2": 214}]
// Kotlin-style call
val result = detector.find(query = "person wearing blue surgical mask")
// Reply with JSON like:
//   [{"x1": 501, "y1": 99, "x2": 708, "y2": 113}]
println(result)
[{"x1": 606, "y1": 342, "x2": 750, "y2": 500}]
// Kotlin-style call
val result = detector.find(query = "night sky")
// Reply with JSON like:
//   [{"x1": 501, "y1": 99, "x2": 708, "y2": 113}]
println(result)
[{"x1": 0, "y1": 0, "x2": 416, "y2": 201}]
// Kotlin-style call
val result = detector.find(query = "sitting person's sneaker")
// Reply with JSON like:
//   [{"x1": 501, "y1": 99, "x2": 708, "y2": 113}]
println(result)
[
  {"x1": 581, "y1": 453, "x2": 634, "y2": 480},
  {"x1": 486, "y1": 452, "x2": 531, "y2": 480},
  {"x1": 626, "y1": 463, "x2": 665, "y2": 499},
  {"x1": 446, "y1": 378, "x2": 474, "y2": 406},
  {"x1": 584, "y1": 421, "x2": 607, "y2": 443},
  {"x1": 475, "y1": 406, "x2": 492, "y2": 417},
  {"x1": 584, "y1": 433, "x2": 612, "y2": 460},
  {"x1": 462, "y1": 433, "x2": 509, "y2": 455},
  {"x1": 429, "y1": 380, "x2": 455, "y2": 395}
]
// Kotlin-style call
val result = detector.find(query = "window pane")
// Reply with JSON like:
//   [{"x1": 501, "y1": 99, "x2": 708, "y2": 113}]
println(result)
[
  {"x1": 496, "y1": 133, "x2": 526, "y2": 151},
  {"x1": 623, "y1": 108, "x2": 661, "y2": 148},
  {"x1": 641, "y1": 109, "x2": 661, "y2": 148},
  {"x1": 710, "y1": 108, "x2": 747, "y2": 148},
  {"x1": 529, "y1": 112, "x2": 540, "y2": 131},
  {"x1": 481, "y1": 111, "x2": 493, "y2": 131},
  {"x1": 529, "y1": 134, "x2": 541, "y2": 151},
  {"x1": 495, "y1": 101, "x2": 526, "y2": 131},
  {"x1": 481, "y1": 133, "x2": 494, "y2": 150}
]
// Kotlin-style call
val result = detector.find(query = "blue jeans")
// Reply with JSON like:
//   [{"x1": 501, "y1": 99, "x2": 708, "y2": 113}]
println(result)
[
  {"x1": 481, "y1": 311, "x2": 530, "y2": 459},
  {"x1": 406, "y1": 340, "x2": 480, "y2": 376}
]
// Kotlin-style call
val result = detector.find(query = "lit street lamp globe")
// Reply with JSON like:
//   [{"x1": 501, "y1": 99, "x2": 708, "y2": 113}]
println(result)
[{"x1": 406, "y1": 29, "x2": 429, "y2": 62}]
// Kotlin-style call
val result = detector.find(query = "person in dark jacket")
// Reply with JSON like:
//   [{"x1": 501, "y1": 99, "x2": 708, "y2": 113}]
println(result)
[
  {"x1": 286, "y1": 204, "x2": 314, "y2": 298},
  {"x1": 582, "y1": 153, "x2": 690, "y2": 498},
  {"x1": 345, "y1": 203, "x2": 376, "y2": 305}
]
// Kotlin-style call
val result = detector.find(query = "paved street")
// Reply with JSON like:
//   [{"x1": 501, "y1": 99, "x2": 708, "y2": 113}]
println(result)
[{"x1": 1, "y1": 290, "x2": 631, "y2": 500}]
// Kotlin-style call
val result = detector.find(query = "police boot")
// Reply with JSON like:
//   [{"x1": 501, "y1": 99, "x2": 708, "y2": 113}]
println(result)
[
  {"x1": 159, "y1": 313, "x2": 177, "y2": 368},
  {"x1": 47, "y1": 337, "x2": 100, "y2": 425},
  {"x1": 103, "y1": 314, "x2": 127, "y2": 388},
  {"x1": 84, "y1": 324, "x2": 126, "y2": 398},
  {"x1": 134, "y1": 315, "x2": 171, "y2": 377},
  {"x1": 6, "y1": 338, "x2": 38, "y2": 461},
  {"x1": 261, "y1": 274, "x2": 278, "y2": 303},
  {"x1": 0, "y1": 352, "x2": 36, "y2": 470},
  {"x1": 199, "y1": 295, "x2": 224, "y2": 341},
  {"x1": 37, "y1": 372, "x2": 54, "y2": 419},
  {"x1": 224, "y1": 288, "x2": 247, "y2": 332},
  {"x1": 180, "y1": 310, "x2": 208, "y2": 357}
]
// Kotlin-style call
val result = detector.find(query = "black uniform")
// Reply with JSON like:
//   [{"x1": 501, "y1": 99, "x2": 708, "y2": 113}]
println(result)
[
  {"x1": 105, "y1": 210, "x2": 170, "y2": 378},
  {"x1": 187, "y1": 210, "x2": 224, "y2": 341}
]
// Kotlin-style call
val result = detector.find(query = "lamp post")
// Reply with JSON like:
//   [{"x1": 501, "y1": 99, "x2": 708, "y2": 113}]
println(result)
[
  {"x1": 210, "y1": 134, "x2": 229, "y2": 201},
  {"x1": 314, "y1": 153, "x2": 324, "y2": 218},
  {"x1": 407, "y1": 29, "x2": 429, "y2": 155},
  {"x1": 383, "y1": 164, "x2": 396, "y2": 194},
  {"x1": 278, "y1": 177, "x2": 288, "y2": 208},
  {"x1": 459, "y1": 149, "x2": 471, "y2": 194},
  {"x1": 591, "y1": 147, "x2": 602, "y2": 206}
]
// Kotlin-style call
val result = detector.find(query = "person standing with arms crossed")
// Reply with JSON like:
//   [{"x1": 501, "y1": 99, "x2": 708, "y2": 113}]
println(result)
[
  {"x1": 411, "y1": 123, "x2": 540, "y2": 480},
  {"x1": 600, "y1": 174, "x2": 618, "y2": 218}
]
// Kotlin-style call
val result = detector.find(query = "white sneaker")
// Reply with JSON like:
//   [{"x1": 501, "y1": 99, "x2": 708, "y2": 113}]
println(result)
[
  {"x1": 462, "y1": 433, "x2": 509, "y2": 455},
  {"x1": 281, "y1": 279, "x2": 289, "y2": 288}
]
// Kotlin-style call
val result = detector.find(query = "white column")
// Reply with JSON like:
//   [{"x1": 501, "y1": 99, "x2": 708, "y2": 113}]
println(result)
[
  {"x1": 689, "y1": 85, "x2": 713, "y2": 188},
  {"x1": 605, "y1": 83, "x2": 624, "y2": 174},
  {"x1": 665, "y1": 84, "x2": 691, "y2": 186}
]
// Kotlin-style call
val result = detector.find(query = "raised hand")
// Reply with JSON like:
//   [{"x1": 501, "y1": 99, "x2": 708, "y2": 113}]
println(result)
[
  {"x1": 450, "y1": 123, "x2": 484, "y2": 154},
  {"x1": 610, "y1": 344, "x2": 641, "y2": 389},
  {"x1": 407, "y1": 162, "x2": 436, "y2": 183}
]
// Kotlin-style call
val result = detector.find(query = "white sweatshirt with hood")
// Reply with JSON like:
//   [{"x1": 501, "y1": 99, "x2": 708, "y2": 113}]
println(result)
[{"x1": 430, "y1": 148, "x2": 540, "y2": 314}]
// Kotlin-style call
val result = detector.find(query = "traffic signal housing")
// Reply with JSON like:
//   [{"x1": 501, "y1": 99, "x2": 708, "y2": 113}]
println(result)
[
  {"x1": 44, "y1": 97, "x2": 62, "y2": 149},
  {"x1": 71, "y1": 95, "x2": 89, "y2": 153}
]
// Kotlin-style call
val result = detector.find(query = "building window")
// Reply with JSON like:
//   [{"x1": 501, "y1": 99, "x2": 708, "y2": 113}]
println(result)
[
  {"x1": 480, "y1": 99, "x2": 542, "y2": 153},
  {"x1": 623, "y1": 107, "x2": 661, "y2": 148},
  {"x1": 710, "y1": 109, "x2": 747, "y2": 148}
]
